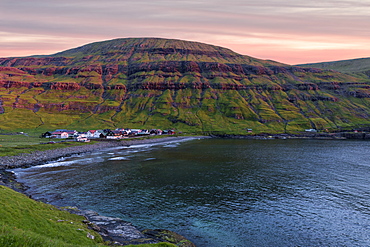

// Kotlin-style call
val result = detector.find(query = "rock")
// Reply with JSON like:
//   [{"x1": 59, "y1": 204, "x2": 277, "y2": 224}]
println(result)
[
  {"x1": 87, "y1": 232, "x2": 95, "y2": 239},
  {"x1": 142, "y1": 229, "x2": 196, "y2": 247},
  {"x1": 66, "y1": 208, "x2": 159, "y2": 246}
]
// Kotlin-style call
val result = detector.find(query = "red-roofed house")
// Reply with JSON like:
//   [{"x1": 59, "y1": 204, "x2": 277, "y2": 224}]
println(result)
[
  {"x1": 50, "y1": 131, "x2": 69, "y2": 139},
  {"x1": 87, "y1": 130, "x2": 103, "y2": 139}
]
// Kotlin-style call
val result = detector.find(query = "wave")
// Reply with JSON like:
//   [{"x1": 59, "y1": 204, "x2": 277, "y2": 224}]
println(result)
[
  {"x1": 108, "y1": 157, "x2": 130, "y2": 161},
  {"x1": 28, "y1": 157, "x2": 101, "y2": 169}
]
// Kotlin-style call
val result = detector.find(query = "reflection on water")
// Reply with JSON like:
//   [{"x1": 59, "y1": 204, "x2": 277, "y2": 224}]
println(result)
[{"x1": 12, "y1": 139, "x2": 370, "y2": 247}]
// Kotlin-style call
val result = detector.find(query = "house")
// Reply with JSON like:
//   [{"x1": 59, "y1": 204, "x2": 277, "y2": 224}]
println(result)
[
  {"x1": 130, "y1": 129, "x2": 142, "y2": 136},
  {"x1": 150, "y1": 129, "x2": 162, "y2": 135},
  {"x1": 87, "y1": 130, "x2": 103, "y2": 139},
  {"x1": 98, "y1": 130, "x2": 110, "y2": 138},
  {"x1": 66, "y1": 131, "x2": 78, "y2": 138},
  {"x1": 115, "y1": 128, "x2": 130, "y2": 136},
  {"x1": 41, "y1": 131, "x2": 52, "y2": 138},
  {"x1": 76, "y1": 136, "x2": 90, "y2": 142},
  {"x1": 50, "y1": 131, "x2": 69, "y2": 139},
  {"x1": 163, "y1": 130, "x2": 175, "y2": 135},
  {"x1": 77, "y1": 132, "x2": 87, "y2": 138},
  {"x1": 106, "y1": 130, "x2": 123, "y2": 139},
  {"x1": 137, "y1": 129, "x2": 150, "y2": 135},
  {"x1": 55, "y1": 129, "x2": 77, "y2": 138}
]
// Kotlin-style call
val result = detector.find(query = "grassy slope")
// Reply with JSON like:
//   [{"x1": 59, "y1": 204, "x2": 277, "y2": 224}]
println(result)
[
  {"x1": 0, "y1": 186, "x2": 176, "y2": 247},
  {"x1": 297, "y1": 57, "x2": 370, "y2": 78},
  {"x1": 1, "y1": 38, "x2": 370, "y2": 134},
  {"x1": 1, "y1": 81, "x2": 370, "y2": 135},
  {"x1": 0, "y1": 185, "x2": 105, "y2": 247}
]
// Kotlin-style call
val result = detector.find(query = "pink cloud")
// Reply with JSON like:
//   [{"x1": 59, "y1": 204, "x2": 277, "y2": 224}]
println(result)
[{"x1": 0, "y1": 0, "x2": 369, "y2": 64}]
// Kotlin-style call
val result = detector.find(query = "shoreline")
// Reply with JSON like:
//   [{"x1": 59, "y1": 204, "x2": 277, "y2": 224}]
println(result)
[
  {"x1": 209, "y1": 132, "x2": 370, "y2": 140},
  {"x1": 0, "y1": 135, "x2": 207, "y2": 191},
  {"x1": 0, "y1": 136, "x2": 206, "y2": 170},
  {"x1": 0, "y1": 135, "x2": 202, "y2": 246}
]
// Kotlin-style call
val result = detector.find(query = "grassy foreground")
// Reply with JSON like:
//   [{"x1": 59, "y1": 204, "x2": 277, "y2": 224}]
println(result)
[
  {"x1": 0, "y1": 185, "x2": 104, "y2": 246},
  {"x1": 0, "y1": 185, "x2": 177, "y2": 247}
]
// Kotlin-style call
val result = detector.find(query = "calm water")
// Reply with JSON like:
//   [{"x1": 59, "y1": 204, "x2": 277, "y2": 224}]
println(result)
[{"x1": 12, "y1": 138, "x2": 370, "y2": 246}]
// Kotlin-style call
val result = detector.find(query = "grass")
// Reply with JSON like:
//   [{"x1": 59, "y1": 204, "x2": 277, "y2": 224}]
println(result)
[
  {"x1": 0, "y1": 185, "x2": 104, "y2": 247},
  {"x1": 0, "y1": 185, "x2": 177, "y2": 247},
  {"x1": 0, "y1": 134, "x2": 44, "y2": 147},
  {"x1": 0, "y1": 135, "x2": 98, "y2": 157},
  {"x1": 1, "y1": 37, "x2": 370, "y2": 135}
]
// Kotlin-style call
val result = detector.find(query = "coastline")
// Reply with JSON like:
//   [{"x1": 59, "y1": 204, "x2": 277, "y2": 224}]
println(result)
[
  {"x1": 0, "y1": 135, "x2": 202, "y2": 246},
  {"x1": 209, "y1": 132, "x2": 370, "y2": 140},
  {"x1": 0, "y1": 136, "x2": 206, "y2": 170},
  {"x1": 0, "y1": 135, "x2": 207, "y2": 191}
]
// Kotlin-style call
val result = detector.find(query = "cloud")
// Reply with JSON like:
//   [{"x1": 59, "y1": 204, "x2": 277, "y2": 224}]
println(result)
[{"x1": 0, "y1": 0, "x2": 370, "y2": 63}]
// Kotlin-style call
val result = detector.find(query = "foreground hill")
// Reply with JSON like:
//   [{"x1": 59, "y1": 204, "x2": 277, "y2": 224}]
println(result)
[
  {"x1": 0, "y1": 185, "x2": 179, "y2": 247},
  {"x1": 0, "y1": 38, "x2": 370, "y2": 134},
  {"x1": 0, "y1": 185, "x2": 104, "y2": 246}
]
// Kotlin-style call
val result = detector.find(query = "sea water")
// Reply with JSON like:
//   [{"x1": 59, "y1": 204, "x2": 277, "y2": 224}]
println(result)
[{"x1": 11, "y1": 138, "x2": 370, "y2": 246}]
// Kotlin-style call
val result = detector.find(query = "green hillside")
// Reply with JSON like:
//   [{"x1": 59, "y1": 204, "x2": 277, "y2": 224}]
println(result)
[
  {"x1": 0, "y1": 185, "x2": 177, "y2": 247},
  {"x1": 0, "y1": 185, "x2": 104, "y2": 246},
  {"x1": 0, "y1": 38, "x2": 370, "y2": 134},
  {"x1": 297, "y1": 57, "x2": 370, "y2": 79}
]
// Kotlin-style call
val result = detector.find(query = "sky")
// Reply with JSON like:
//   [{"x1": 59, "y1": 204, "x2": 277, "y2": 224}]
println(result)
[{"x1": 1, "y1": 0, "x2": 370, "y2": 64}]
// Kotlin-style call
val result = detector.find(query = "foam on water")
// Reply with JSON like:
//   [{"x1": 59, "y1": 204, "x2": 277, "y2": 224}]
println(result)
[
  {"x1": 108, "y1": 157, "x2": 130, "y2": 161},
  {"x1": 35, "y1": 160, "x2": 79, "y2": 168}
]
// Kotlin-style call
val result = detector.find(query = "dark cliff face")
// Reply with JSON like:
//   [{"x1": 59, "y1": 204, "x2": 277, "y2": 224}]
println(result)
[{"x1": 0, "y1": 38, "x2": 369, "y2": 133}]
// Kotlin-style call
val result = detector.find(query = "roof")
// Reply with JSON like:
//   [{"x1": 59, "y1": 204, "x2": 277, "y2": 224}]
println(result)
[{"x1": 51, "y1": 131, "x2": 68, "y2": 135}]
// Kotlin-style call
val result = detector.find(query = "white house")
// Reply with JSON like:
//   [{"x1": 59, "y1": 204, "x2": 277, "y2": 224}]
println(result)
[
  {"x1": 76, "y1": 136, "x2": 90, "y2": 142},
  {"x1": 54, "y1": 129, "x2": 77, "y2": 138},
  {"x1": 87, "y1": 130, "x2": 103, "y2": 139}
]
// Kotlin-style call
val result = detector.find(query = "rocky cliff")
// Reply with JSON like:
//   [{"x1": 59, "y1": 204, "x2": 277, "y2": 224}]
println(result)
[{"x1": 0, "y1": 38, "x2": 369, "y2": 134}]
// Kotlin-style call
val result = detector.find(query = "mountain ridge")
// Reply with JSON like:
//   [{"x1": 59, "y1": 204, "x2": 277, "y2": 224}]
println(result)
[
  {"x1": 0, "y1": 38, "x2": 369, "y2": 134},
  {"x1": 51, "y1": 37, "x2": 285, "y2": 66},
  {"x1": 297, "y1": 57, "x2": 370, "y2": 79}
]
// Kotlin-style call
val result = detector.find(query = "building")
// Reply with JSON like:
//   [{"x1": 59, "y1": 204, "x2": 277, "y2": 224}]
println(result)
[{"x1": 50, "y1": 131, "x2": 69, "y2": 138}]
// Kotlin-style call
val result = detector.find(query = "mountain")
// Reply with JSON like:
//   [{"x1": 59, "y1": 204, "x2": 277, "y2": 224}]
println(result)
[
  {"x1": 0, "y1": 38, "x2": 369, "y2": 134},
  {"x1": 297, "y1": 57, "x2": 370, "y2": 79}
]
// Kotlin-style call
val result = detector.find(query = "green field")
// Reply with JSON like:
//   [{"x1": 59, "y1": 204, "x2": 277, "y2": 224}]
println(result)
[{"x1": 0, "y1": 134, "x2": 45, "y2": 147}]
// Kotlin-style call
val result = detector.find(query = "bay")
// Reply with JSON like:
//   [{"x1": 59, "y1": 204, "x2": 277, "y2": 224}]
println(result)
[{"x1": 12, "y1": 138, "x2": 370, "y2": 246}]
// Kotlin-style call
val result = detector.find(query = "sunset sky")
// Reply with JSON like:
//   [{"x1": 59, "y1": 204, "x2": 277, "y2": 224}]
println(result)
[{"x1": 1, "y1": 0, "x2": 370, "y2": 64}]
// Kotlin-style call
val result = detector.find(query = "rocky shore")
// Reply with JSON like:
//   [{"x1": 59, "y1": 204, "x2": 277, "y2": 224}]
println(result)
[
  {"x1": 210, "y1": 132, "x2": 370, "y2": 140},
  {"x1": 66, "y1": 207, "x2": 195, "y2": 246},
  {"x1": 0, "y1": 136, "x2": 202, "y2": 170}
]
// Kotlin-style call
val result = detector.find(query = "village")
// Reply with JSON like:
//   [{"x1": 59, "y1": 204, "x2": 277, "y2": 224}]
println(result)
[{"x1": 41, "y1": 128, "x2": 176, "y2": 142}]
